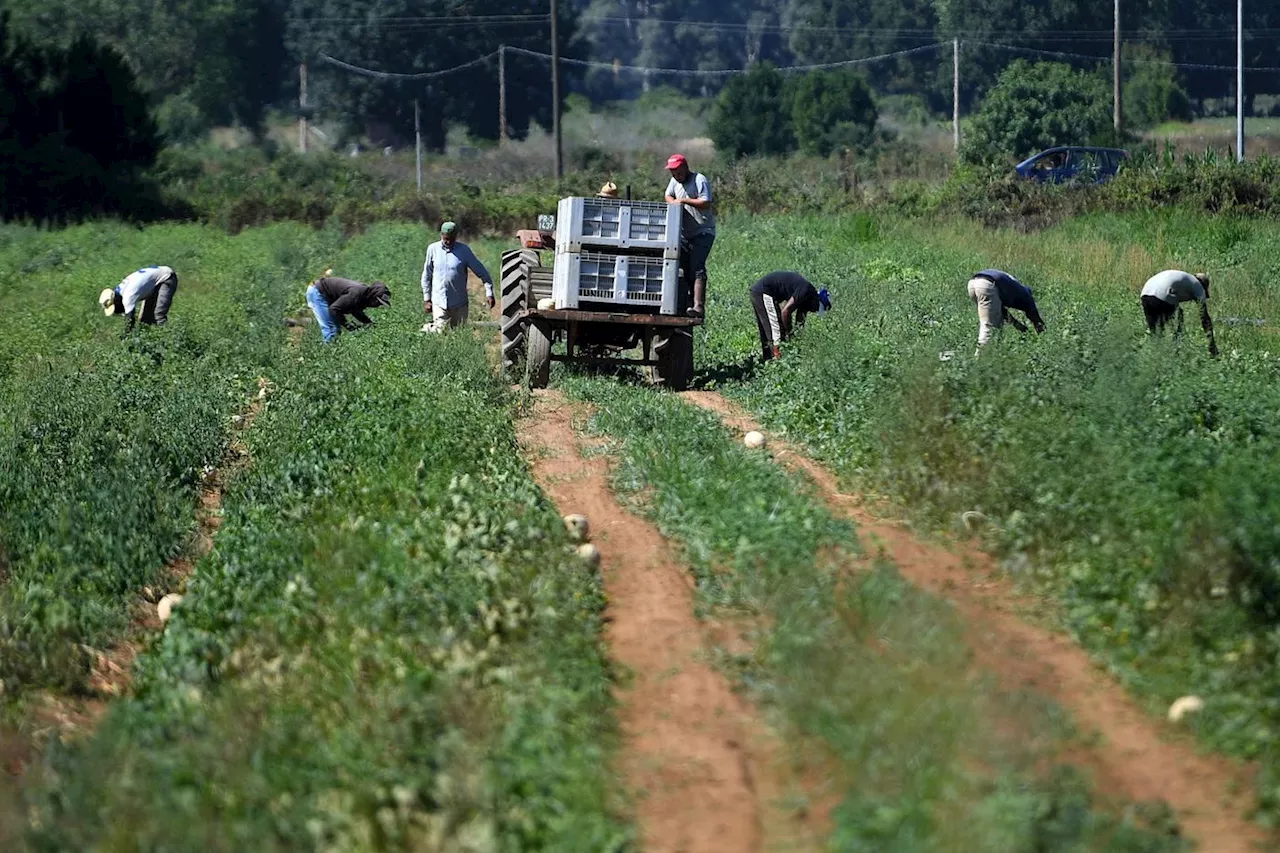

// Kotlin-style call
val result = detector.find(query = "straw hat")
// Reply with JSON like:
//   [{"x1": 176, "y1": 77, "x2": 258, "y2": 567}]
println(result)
[
  {"x1": 99, "y1": 289, "x2": 119, "y2": 316},
  {"x1": 598, "y1": 181, "x2": 619, "y2": 199}
]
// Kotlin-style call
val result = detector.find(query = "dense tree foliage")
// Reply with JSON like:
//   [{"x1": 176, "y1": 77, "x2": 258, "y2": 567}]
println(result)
[
  {"x1": 708, "y1": 63, "x2": 797, "y2": 158},
  {"x1": 3, "y1": 0, "x2": 1278, "y2": 149},
  {"x1": 961, "y1": 61, "x2": 1114, "y2": 164},
  {"x1": 285, "y1": 0, "x2": 587, "y2": 149},
  {"x1": 0, "y1": 13, "x2": 161, "y2": 223},
  {"x1": 1123, "y1": 48, "x2": 1194, "y2": 130},
  {"x1": 5, "y1": 0, "x2": 288, "y2": 138},
  {"x1": 791, "y1": 67, "x2": 878, "y2": 155}
]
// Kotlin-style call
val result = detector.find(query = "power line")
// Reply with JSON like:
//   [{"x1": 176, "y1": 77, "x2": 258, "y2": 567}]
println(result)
[
  {"x1": 976, "y1": 41, "x2": 1280, "y2": 72},
  {"x1": 580, "y1": 16, "x2": 1280, "y2": 39},
  {"x1": 503, "y1": 42, "x2": 947, "y2": 76},
  {"x1": 318, "y1": 38, "x2": 1280, "y2": 84},
  {"x1": 317, "y1": 51, "x2": 498, "y2": 81}
]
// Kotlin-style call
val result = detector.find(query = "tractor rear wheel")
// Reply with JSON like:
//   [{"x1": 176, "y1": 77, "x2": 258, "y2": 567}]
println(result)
[
  {"x1": 652, "y1": 329, "x2": 694, "y2": 391},
  {"x1": 500, "y1": 249, "x2": 538, "y2": 380},
  {"x1": 526, "y1": 319, "x2": 553, "y2": 389}
]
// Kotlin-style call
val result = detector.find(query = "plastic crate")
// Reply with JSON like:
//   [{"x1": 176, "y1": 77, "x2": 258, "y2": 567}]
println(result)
[
  {"x1": 552, "y1": 251, "x2": 679, "y2": 315},
  {"x1": 555, "y1": 197, "x2": 681, "y2": 254}
]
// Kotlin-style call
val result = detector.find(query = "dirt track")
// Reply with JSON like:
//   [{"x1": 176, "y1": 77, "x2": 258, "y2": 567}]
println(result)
[
  {"x1": 683, "y1": 390, "x2": 1270, "y2": 853},
  {"x1": 516, "y1": 389, "x2": 823, "y2": 853}
]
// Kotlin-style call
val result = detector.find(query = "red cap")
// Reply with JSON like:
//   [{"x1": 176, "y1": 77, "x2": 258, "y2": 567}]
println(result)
[{"x1": 666, "y1": 153, "x2": 687, "y2": 170}]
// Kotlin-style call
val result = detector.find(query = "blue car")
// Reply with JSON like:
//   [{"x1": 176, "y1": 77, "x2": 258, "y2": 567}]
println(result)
[{"x1": 1015, "y1": 147, "x2": 1129, "y2": 184}]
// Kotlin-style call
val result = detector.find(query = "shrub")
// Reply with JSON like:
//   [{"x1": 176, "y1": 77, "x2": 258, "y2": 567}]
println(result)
[
  {"x1": 708, "y1": 63, "x2": 797, "y2": 159},
  {"x1": 790, "y1": 68, "x2": 879, "y2": 156},
  {"x1": 1123, "y1": 49, "x2": 1193, "y2": 130},
  {"x1": 961, "y1": 61, "x2": 1114, "y2": 165}
]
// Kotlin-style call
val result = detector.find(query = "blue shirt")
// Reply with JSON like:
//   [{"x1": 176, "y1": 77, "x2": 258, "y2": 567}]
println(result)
[
  {"x1": 421, "y1": 241, "x2": 493, "y2": 309},
  {"x1": 976, "y1": 269, "x2": 1037, "y2": 314}
]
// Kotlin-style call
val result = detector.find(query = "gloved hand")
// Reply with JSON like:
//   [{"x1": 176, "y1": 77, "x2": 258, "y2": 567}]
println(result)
[{"x1": 487, "y1": 295, "x2": 496, "y2": 309}]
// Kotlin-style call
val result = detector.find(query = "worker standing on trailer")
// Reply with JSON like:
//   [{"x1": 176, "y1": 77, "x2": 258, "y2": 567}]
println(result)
[
  {"x1": 98, "y1": 265, "x2": 178, "y2": 332},
  {"x1": 749, "y1": 271, "x2": 831, "y2": 361},
  {"x1": 1140, "y1": 269, "x2": 1218, "y2": 356},
  {"x1": 421, "y1": 221, "x2": 495, "y2": 332},
  {"x1": 305, "y1": 273, "x2": 391, "y2": 343},
  {"x1": 665, "y1": 154, "x2": 714, "y2": 319},
  {"x1": 966, "y1": 268, "x2": 1046, "y2": 353}
]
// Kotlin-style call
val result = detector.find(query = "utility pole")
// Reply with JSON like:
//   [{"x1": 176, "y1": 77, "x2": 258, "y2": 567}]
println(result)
[
  {"x1": 414, "y1": 98, "x2": 422, "y2": 191},
  {"x1": 299, "y1": 63, "x2": 308, "y2": 154},
  {"x1": 499, "y1": 45, "x2": 508, "y2": 144},
  {"x1": 1113, "y1": 0, "x2": 1123, "y2": 133},
  {"x1": 1237, "y1": 0, "x2": 1245, "y2": 161},
  {"x1": 551, "y1": 0, "x2": 563, "y2": 180},
  {"x1": 953, "y1": 39, "x2": 960, "y2": 153}
]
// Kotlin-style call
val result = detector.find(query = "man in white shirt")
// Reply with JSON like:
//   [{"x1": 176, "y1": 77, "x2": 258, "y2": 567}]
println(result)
[
  {"x1": 1140, "y1": 269, "x2": 1218, "y2": 356},
  {"x1": 98, "y1": 266, "x2": 178, "y2": 332},
  {"x1": 665, "y1": 154, "x2": 715, "y2": 318},
  {"x1": 420, "y1": 221, "x2": 494, "y2": 333}
]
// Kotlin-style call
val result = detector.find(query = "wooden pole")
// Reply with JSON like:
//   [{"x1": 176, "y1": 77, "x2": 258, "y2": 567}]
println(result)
[
  {"x1": 299, "y1": 63, "x2": 308, "y2": 154},
  {"x1": 953, "y1": 39, "x2": 960, "y2": 153},
  {"x1": 415, "y1": 98, "x2": 422, "y2": 191},
  {"x1": 499, "y1": 45, "x2": 508, "y2": 144},
  {"x1": 1114, "y1": 0, "x2": 1123, "y2": 134},
  {"x1": 551, "y1": 0, "x2": 563, "y2": 180},
  {"x1": 1238, "y1": 0, "x2": 1245, "y2": 161}
]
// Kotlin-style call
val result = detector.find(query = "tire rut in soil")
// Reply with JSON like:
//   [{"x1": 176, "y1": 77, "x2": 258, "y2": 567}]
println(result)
[
  {"x1": 515, "y1": 389, "x2": 825, "y2": 853},
  {"x1": 682, "y1": 390, "x2": 1272, "y2": 853}
]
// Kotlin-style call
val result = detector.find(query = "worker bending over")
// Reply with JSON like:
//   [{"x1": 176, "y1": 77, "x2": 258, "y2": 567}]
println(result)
[
  {"x1": 421, "y1": 221, "x2": 494, "y2": 333},
  {"x1": 665, "y1": 154, "x2": 715, "y2": 318},
  {"x1": 966, "y1": 268, "x2": 1045, "y2": 352},
  {"x1": 750, "y1": 271, "x2": 831, "y2": 361},
  {"x1": 98, "y1": 265, "x2": 178, "y2": 332},
  {"x1": 306, "y1": 274, "x2": 391, "y2": 343},
  {"x1": 1140, "y1": 269, "x2": 1218, "y2": 356}
]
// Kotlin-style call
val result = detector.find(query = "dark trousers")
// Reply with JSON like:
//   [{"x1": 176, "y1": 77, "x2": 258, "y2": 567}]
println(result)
[
  {"x1": 139, "y1": 273, "x2": 179, "y2": 326},
  {"x1": 1142, "y1": 295, "x2": 1179, "y2": 334},
  {"x1": 686, "y1": 232, "x2": 715, "y2": 284},
  {"x1": 751, "y1": 289, "x2": 782, "y2": 360}
]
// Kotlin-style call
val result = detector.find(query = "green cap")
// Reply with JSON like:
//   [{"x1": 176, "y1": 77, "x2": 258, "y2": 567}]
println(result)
[{"x1": 440, "y1": 221, "x2": 457, "y2": 234}]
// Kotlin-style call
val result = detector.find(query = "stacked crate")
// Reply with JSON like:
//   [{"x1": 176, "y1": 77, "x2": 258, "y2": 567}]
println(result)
[{"x1": 551, "y1": 197, "x2": 683, "y2": 315}]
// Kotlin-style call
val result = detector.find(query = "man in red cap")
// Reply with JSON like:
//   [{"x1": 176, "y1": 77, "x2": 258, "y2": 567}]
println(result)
[{"x1": 664, "y1": 153, "x2": 715, "y2": 318}]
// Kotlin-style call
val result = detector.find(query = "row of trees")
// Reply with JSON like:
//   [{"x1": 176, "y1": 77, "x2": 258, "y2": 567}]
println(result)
[
  {"x1": 2, "y1": 0, "x2": 1271, "y2": 151},
  {"x1": 709, "y1": 65, "x2": 878, "y2": 158},
  {"x1": 0, "y1": 13, "x2": 161, "y2": 223},
  {"x1": 581, "y1": 0, "x2": 1278, "y2": 112},
  {"x1": 709, "y1": 53, "x2": 1194, "y2": 164}
]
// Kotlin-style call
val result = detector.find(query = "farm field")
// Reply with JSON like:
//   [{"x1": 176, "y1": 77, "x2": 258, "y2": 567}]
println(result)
[
  {"x1": 1, "y1": 209, "x2": 1278, "y2": 851},
  {"x1": 697, "y1": 210, "x2": 1280, "y2": 825}
]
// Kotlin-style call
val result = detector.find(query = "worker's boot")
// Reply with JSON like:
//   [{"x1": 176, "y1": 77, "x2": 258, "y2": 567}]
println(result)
[{"x1": 688, "y1": 279, "x2": 705, "y2": 318}]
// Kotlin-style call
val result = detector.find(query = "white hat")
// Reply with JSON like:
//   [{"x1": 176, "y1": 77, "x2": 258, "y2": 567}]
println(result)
[{"x1": 99, "y1": 289, "x2": 119, "y2": 316}]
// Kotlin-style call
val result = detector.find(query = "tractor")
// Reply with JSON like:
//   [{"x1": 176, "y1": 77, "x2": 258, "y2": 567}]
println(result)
[{"x1": 499, "y1": 195, "x2": 702, "y2": 390}]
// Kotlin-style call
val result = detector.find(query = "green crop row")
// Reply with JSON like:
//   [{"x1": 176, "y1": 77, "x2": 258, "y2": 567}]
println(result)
[
  {"x1": 18, "y1": 225, "x2": 628, "y2": 850},
  {"x1": 562, "y1": 376, "x2": 1186, "y2": 853},
  {"x1": 697, "y1": 210, "x2": 1280, "y2": 824},
  {"x1": 0, "y1": 222, "x2": 336, "y2": 698}
]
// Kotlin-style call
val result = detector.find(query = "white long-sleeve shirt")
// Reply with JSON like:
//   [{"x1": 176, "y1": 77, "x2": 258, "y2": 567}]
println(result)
[
  {"x1": 1142, "y1": 270, "x2": 1206, "y2": 305},
  {"x1": 420, "y1": 241, "x2": 493, "y2": 309},
  {"x1": 116, "y1": 266, "x2": 175, "y2": 314}
]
